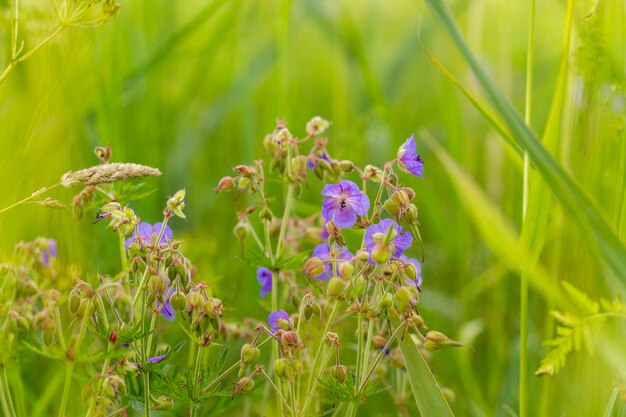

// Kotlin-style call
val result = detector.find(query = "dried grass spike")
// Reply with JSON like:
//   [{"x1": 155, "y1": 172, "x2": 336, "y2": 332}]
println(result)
[{"x1": 61, "y1": 163, "x2": 161, "y2": 187}]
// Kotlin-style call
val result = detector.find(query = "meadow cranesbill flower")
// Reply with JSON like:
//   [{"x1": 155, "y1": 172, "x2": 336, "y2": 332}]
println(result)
[
  {"x1": 400, "y1": 255, "x2": 423, "y2": 287},
  {"x1": 321, "y1": 180, "x2": 370, "y2": 228},
  {"x1": 157, "y1": 291, "x2": 175, "y2": 321},
  {"x1": 268, "y1": 309, "x2": 290, "y2": 333},
  {"x1": 365, "y1": 219, "x2": 412, "y2": 262},
  {"x1": 40, "y1": 238, "x2": 57, "y2": 267},
  {"x1": 146, "y1": 354, "x2": 167, "y2": 363},
  {"x1": 397, "y1": 134, "x2": 424, "y2": 178},
  {"x1": 125, "y1": 222, "x2": 173, "y2": 248},
  {"x1": 257, "y1": 267, "x2": 273, "y2": 298},
  {"x1": 312, "y1": 243, "x2": 352, "y2": 280}
]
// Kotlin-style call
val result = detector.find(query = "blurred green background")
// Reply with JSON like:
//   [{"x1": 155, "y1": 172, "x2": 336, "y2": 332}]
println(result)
[{"x1": 1, "y1": 0, "x2": 625, "y2": 416}]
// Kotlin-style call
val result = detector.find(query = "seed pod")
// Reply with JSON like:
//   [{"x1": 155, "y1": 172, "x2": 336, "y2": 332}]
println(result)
[
  {"x1": 312, "y1": 302, "x2": 322, "y2": 318},
  {"x1": 372, "y1": 244, "x2": 392, "y2": 264},
  {"x1": 330, "y1": 364, "x2": 347, "y2": 383},
  {"x1": 303, "y1": 304, "x2": 313, "y2": 321},
  {"x1": 170, "y1": 293, "x2": 186, "y2": 312},
  {"x1": 303, "y1": 257, "x2": 325, "y2": 277},
  {"x1": 148, "y1": 275, "x2": 166, "y2": 299},
  {"x1": 153, "y1": 396, "x2": 174, "y2": 410},
  {"x1": 241, "y1": 344, "x2": 260, "y2": 366},
  {"x1": 379, "y1": 292, "x2": 393, "y2": 312},
  {"x1": 233, "y1": 221, "x2": 248, "y2": 239},
  {"x1": 338, "y1": 262, "x2": 354, "y2": 280},
  {"x1": 69, "y1": 288, "x2": 82, "y2": 315},
  {"x1": 394, "y1": 287, "x2": 413, "y2": 315},
  {"x1": 338, "y1": 160, "x2": 355, "y2": 172},
  {"x1": 327, "y1": 277, "x2": 346, "y2": 300}
]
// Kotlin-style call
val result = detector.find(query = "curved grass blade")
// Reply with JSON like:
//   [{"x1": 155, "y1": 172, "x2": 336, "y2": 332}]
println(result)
[
  {"x1": 422, "y1": 0, "x2": 626, "y2": 292},
  {"x1": 393, "y1": 320, "x2": 455, "y2": 417}
]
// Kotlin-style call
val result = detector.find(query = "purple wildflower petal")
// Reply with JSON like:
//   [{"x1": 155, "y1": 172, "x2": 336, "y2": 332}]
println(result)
[
  {"x1": 41, "y1": 251, "x2": 50, "y2": 266},
  {"x1": 146, "y1": 354, "x2": 167, "y2": 363},
  {"x1": 257, "y1": 267, "x2": 273, "y2": 298},
  {"x1": 154, "y1": 223, "x2": 173, "y2": 245},
  {"x1": 321, "y1": 180, "x2": 370, "y2": 229},
  {"x1": 365, "y1": 219, "x2": 413, "y2": 260},
  {"x1": 137, "y1": 222, "x2": 154, "y2": 240},
  {"x1": 312, "y1": 244, "x2": 352, "y2": 280},
  {"x1": 267, "y1": 309, "x2": 290, "y2": 333},
  {"x1": 48, "y1": 239, "x2": 58, "y2": 258},
  {"x1": 124, "y1": 236, "x2": 136, "y2": 249},
  {"x1": 398, "y1": 134, "x2": 424, "y2": 178}
]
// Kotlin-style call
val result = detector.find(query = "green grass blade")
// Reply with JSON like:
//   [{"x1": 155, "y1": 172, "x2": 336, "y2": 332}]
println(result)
[
  {"x1": 423, "y1": 0, "x2": 626, "y2": 291},
  {"x1": 394, "y1": 321, "x2": 455, "y2": 417},
  {"x1": 422, "y1": 131, "x2": 567, "y2": 307}
]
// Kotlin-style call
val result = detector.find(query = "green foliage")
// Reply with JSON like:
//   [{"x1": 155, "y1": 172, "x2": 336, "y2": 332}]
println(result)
[{"x1": 536, "y1": 281, "x2": 626, "y2": 376}]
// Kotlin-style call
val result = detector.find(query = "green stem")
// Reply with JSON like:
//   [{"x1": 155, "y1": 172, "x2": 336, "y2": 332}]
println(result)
[
  {"x1": 305, "y1": 300, "x2": 340, "y2": 398},
  {"x1": 0, "y1": 373, "x2": 12, "y2": 417},
  {"x1": 520, "y1": 1, "x2": 535, "y2": 417},
  {"x1": 300, "y1": 344, "x2": 333, "y2": 416},
  {"x1": 119, "y1": 231, "x2": 128, "y2": 272},
  {"x1": 275, "y1": 184, "x2": 295, "y2": 259},
  {"x1": 355, "y1": 313, "x2": 364, "y2": 395},
  {"x1": 57, "y1": 362, "x2": 75, "y2": 417},
  {"x1": 0, "y1": 183, "x2": 60, "y2": 215}
]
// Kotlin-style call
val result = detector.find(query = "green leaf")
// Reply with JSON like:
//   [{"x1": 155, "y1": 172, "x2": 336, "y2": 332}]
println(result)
[
  {"x1": 423, "y1": 0, "x2": 626, "y2": 292},
  {"x1": 394, "y1": 320, "x2": 455, "y2": 417}
]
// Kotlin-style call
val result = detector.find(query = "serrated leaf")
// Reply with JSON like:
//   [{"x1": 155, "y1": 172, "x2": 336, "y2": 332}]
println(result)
[{"x1": 562, "y1": 281, "x2": 599, "y2": 315}]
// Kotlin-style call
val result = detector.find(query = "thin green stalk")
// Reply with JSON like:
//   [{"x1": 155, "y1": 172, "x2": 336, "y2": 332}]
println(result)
[
  {"x1": 190, "y1": 347, "x2": 203, "y2": 417},
  {"x1": 119, "y1": 231, "x2": 128, "y2": 272},
  {"x1": 275, "y1": 184, "x2": 295, "y2": 259},
  {"x1": 300, "y1": 344, "x2": 334, "y2": 416},
  {"x1": 0, "y1": 183, "x2": 60, "y2": 215},
  {"x1": 305, "y1": 300, "x2": 340, "y2": 395},
  {"x1": 519, "y1": 1, "x2": 535, "y2": 417},
  {"x1": 0, "y1": 373, "x2": 14, "y2": 417},
  {"x1": 354, "y1": 313, "x2": 364, "y2": 395},
  {"x1": 359, "y1": 323, "x2": 404, "y2": 392}
]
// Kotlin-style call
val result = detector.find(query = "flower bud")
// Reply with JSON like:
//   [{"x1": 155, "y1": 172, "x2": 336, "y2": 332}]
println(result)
[
  {"x1": 215, "y1": 176, "x2": 235, "y2": 193},
  {"x1": 170, "y1": 292, "x2": 186, "y2": 312},
  {"x1": 303, "y1": 257, "x2": 325, "y2": 277},
  {"x1": 379, "y1": 292, "x2": 393, "y2": 312},
  {"x1": 259, "y1": 207, "x2": 273, "y2": 222},
  {"x1": 306, "y1": 116, "x2": 330, "y2": 136},
  {"x1": 405, "y1": 204, "x2": 418, "y2": 223},
  {"x1": 186, "y1": 292, "x2": 203, "y2": 312},
  {"x1": 327, "y1": 277, "x2": 346, "y2": 300},
  {"x1": 68, "y1": 288, "x2": 82, "y2": 315},
  {"x1": 442, "y1": 387, "x2": 455, "y2": 404},
  {"x1": 280, "y1": 330, "x2": 302, "y2": 351},
  {"x1": 292, "y1": 155, "x2": 308, "y2": 177},
  {"x1": 166, "y1": 189, "x2": 186, "y2": 219},
  {"x1": 303, "y1": 304, "x2": 313, "y2": 321},
  {"x1": 410, "y1": 314, "x2": 426, "y2": 329},
  {"x1": 330, "y1": 364, "x2": 347, "y2": 383},
  {"x1": 338, "y1": 262, "x2": 354, "y2": 280},
  {"x1": 241, "y1": 344, "x2": 261, "y2": 366},
  {"x1": 338, "y1": 160, "x2": 355, "y2": 172},
  {"x1": 391, "y1": 190, "x2": 410, "y2": 209},
  {"x1": 362, "y1": 165, "x2": 383, "y2": 182},
  {"x1": 148, "y1": 275, "x2": 166, "y2": 300},
  {"x1": 274, "y1": 358, "x2": 296, "y2": 382},
  {"x1": 394, "y1": 287, "x2": 414, "y2": 314},
  {"x1": 384, "y1": 199, "x2": 400, "y2": 218},
  {"x1": 153, "y1": 396, "x2": 174, "y2": 410},
  {"x1": 233, "y1": 376, "x2": 255, "y2": 397},
  {"x1": 372, "y1": 335, "x2": 387, "y2": 349},
  {"x1": 424, "y1": 331, "x2": 448, "y2": 351},
  {"x1": 312, "y1": 302, "x2": 322, "y2": 317},
  {"x1": 371, "y1": 244, "x2": 392, "y2": 264},
  {"x1": 356, "y1": 249, "x2": 370, "y2": 262},
  {"x1": 233, "y1": 221, "x2": 248, "y2": 239},
  {"x1": 353, "y1": 276, "x2": 366, "y2": 297}
]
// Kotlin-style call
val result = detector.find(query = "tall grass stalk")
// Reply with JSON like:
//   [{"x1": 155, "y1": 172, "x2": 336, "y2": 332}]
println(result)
[{"x1": 519, "y1": 1, "x2": 536, "y2": 416}]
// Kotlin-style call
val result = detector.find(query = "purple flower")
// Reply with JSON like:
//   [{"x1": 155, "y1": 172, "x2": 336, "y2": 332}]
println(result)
[
  {"x1": 268, "y1": 309, "x2": 290, "y2": 333},
  {"x1": 321, "y1": 180, "x2": 370, "y2": 229},
  {"x1": 400, "y1": 255, "x2": 423, "y2": 287},
  {"x1": 308, "y1": 151, "x2": 330, "y2": 170},
  {"x1": 312, "y1": 244, "x2": 352, "y2": 280},
  {"x1": 257, "y1": 267, "x2": 273, "y2": 298},
  {"x1": 125, "y1": 222, "x2": 173, "y2": 249},
  {"x1": 365, "y1": 219, "x2": 413, "y2": 260},
  {"x1": 40, "y1": 239, "x2": 57, "y2": 267},
  {"x1": 146, "y1": 354, "x2": 167, "y2": 363},
  {"x1": 397, "y1": 134, "x2": 424, "y2": 178}
]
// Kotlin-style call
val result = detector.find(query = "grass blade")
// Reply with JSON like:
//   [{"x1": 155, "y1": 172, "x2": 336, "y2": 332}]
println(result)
[
  {"x1": 394, "y1": 321, "x2": 455, "y2": 417},
  {"x1": 423, "y1": 0, "x2": 626, "y2": 291}
]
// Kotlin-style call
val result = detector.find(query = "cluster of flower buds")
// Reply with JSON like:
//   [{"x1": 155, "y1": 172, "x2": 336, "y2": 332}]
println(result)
[
  {"x1": 165, "y1": 189, "x2": 186, "y2": 219},
  {"x1": 181, "y1": 289, "x2": 225, "y2": 346}
]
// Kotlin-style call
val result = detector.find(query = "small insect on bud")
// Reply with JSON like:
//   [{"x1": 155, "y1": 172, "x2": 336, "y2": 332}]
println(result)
[
  {"x1": 148, "y1": 275, "x2": 167, "y2": 300},
  {"x1": 330, "y1": 364, "x2": 347, "y2": 383},
  {"x1": 327, "y1": 277, "x2": 346, "y2": 300},
  {"x1": 215, "y1": 176, "x2": 235, "y2": 193},
  {"x1": 338, "y1": 262, "x2": 354, "y2": 280},
  {"x1": 153, "y1": 396, "x2": 174, "y2": 411},
  {"x1": 372, "y1": 244, "x2": 392, "y2": 264},
  {"x1": 303, "y1": 257, "x2": 325, "y2": 278},
  {"x1": 241, "y1": 344, "x2": 261, "y2": 366},
  {"x1": 394, "y1": 287, "x2": 414, "y2": 315},
  {"x1": 170, "y1": 292, "x2": 187, "y2": 312}
]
